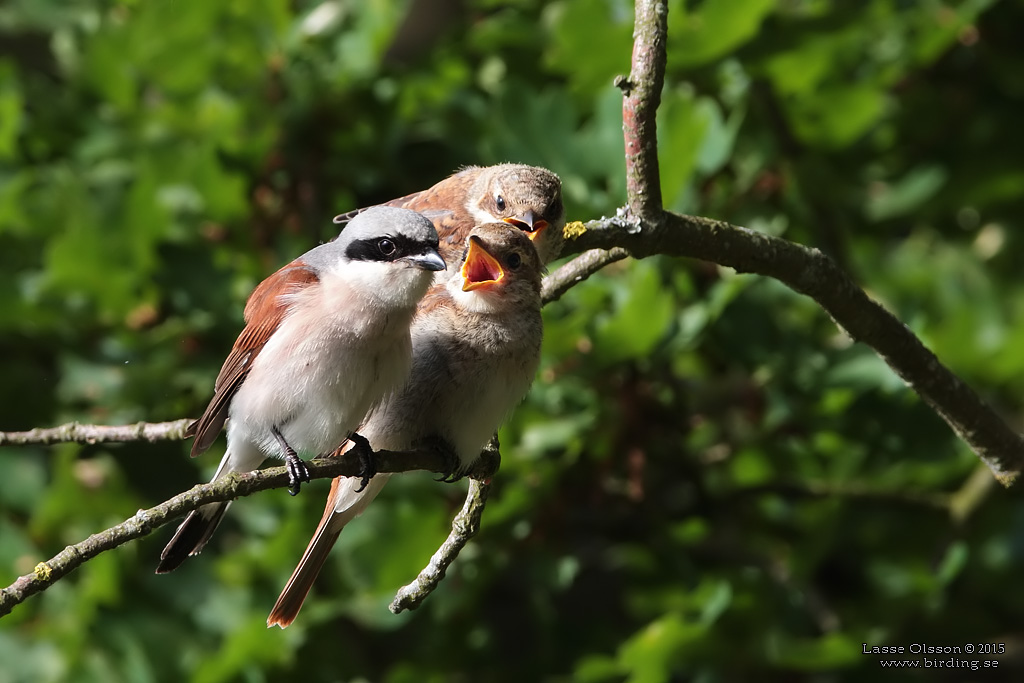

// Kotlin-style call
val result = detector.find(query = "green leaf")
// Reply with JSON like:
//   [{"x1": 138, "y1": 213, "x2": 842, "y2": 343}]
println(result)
[
  {"x1": 658, "y1": 88, "x2": 710, "y2": 209},
  {"x1": 545, "y1": 0, "x2": 633, "y2": 96},
  {"x1": 761, "y1": 37, "x2": 834, "y2": 95},
  {"x1": 593, "y1": 260, "x2": 675, "y2": 363},
  {"x1": 768, "y1": 632, "x2": 862, "y2": 670},
  {"x1": 825, "y1": 350, "x2": 905, "y2": 393},
  {"x1": 619, "y1": 612, "x2": 706, "y2": 683},
  {"x1": 785, "y1": 84, "x2": 888, "y2": 148},
  {"x1": 668, "y1": 0, "x2": 776, "y2": 69},
  {"x1": 0, "y1": 62, "x2": 23, "y2": 160},
  {"x1": 575, "y1": 654, "x2": 626, "y2": 682},
  {"x1": 866, "y1": 165, "x2": 948, "y2": 221},
  {"x1": 936, "y1": 541, "x2": 969, "y2": 586}
]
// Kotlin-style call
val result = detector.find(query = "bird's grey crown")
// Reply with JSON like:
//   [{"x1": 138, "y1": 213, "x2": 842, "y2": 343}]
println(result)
[
  {"x1": 305, "y1": 206, "x2": 441, "y2": 269},
  {"x1": 339, "y1": 206, "x2": 439, "y2": 246}
]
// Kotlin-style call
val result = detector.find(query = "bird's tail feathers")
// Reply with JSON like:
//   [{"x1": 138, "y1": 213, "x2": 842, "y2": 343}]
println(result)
[
  {"x1": 267, "y1": 473, "x2": 392, "y2": 628},
  {"x1": 155, "y1": 501, "x2": 230, "y2": 574},
  {"x1": 155, "y1": 446, "x2": 251, "y2": 574}
]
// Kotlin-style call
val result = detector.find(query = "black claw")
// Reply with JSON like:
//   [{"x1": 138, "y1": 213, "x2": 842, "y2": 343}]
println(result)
[
  {"x1": 435, "y1": 471, "x2": 465, "y2": 484},
  {"x1": 273, "y1": 425, "x2": 310, "y2": 496},
  {"x1": 285, "y1": 452, "x2": 311, "y2": 496},
  {"x1": 416, "y1": 435, "x2": 462, "y2": 483},
  {"x1": 435, "y1": 472, "x2": 463, "y2": 483},
  {"x1": 348, "y1": 432, "x2": 375, "y2": 493}
]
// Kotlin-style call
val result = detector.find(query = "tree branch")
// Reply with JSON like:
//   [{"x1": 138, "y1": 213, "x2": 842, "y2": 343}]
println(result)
[
  {"x1": 390, "y1": 437, "x2": 499, "y2": 612},
  {"x1": 390, "y1": 446, "x2": 499, "y2": 614},
  {"x1": 0, "y1": 419, "x2": 193, "y2": 446},
  {"x1": 390, "y1": 478, "x2": 491, "y2": 613},
  {"x1": 619, "y1": 0, "x2": 667, "y2": 222},
  {"x1": 558, "y1": 212, "x2": 1024, "y2": 485},
  {"x1": 0, "y1": 443, "x2": 495, "y2": 618},
  {"x1": 554, "y1": 0, "x2": 1024, "y2": 486},
  {"x1": 541, "y1": 244, "x2": 630, "y2": 304}
]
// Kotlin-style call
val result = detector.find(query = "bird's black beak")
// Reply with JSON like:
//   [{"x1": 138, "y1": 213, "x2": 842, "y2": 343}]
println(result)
[{"x1": 404, "y1": 249, "x2": 446, "y2": 271}]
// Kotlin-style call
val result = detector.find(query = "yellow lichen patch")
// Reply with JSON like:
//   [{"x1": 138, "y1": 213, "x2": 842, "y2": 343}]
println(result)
[
  {"x1": 562, "y1": 221, "x2": 587, "y2": 240},
  {"x1": 34, "y1": 562, "x2": 53, "y2": 581}
]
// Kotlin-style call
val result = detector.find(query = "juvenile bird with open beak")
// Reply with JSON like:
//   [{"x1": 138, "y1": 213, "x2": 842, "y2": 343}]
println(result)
[
  {"x1": 156, "y1": 207, "x2": 446, "y2": 574},
  {"x1": 267, "y1": 222, "x2": 544, "y2": 627},
  {"x1": 334, "y1": 163, "x2": 565, "y2": 264}
]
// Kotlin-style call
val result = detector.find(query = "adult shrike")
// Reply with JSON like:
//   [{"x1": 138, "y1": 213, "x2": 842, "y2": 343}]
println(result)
[{"x1": 156, "y1": 207, "x2": 445, "y2": 574}]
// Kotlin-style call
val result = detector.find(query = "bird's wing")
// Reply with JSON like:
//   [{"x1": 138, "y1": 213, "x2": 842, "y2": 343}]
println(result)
[
  {"x1": 186, "y1": 262, "x2": 320, "y2": 457},
  {"x1": 399, "y1": 181, "x2": 472, "y2": 249},
  {"x1": 415, "y1": 284, "x2": 456, "y2": 316},
  {"x1": 334, "y1": 173, "x2": 475, "y2": 249}
]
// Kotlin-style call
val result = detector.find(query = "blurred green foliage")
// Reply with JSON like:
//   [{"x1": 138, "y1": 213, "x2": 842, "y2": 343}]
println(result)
[{"x1": 2, "y1": 0, "x2": 1024, "y2": 680}]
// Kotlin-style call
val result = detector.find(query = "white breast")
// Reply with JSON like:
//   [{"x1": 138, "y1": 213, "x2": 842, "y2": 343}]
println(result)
[{"x1": 229, "y1": 269, "x2": 414, "y2": 460}]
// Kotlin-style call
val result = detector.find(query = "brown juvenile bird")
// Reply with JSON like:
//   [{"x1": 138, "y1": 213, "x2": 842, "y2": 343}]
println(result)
[
  {"x1": 267, "y1": 223, "x2": 544, "y2": 627},
  {"x1": 334, "y1": 163, "x2": 565, "y2": 264}
]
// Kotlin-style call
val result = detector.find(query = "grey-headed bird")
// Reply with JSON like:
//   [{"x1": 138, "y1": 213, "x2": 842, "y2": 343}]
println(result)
[
  {"x1": 267, "y1": 222, "x2": 544, "y2": 627},
  {"x1": 156, "y1": 207, "x2": 446, "y2": 574}
]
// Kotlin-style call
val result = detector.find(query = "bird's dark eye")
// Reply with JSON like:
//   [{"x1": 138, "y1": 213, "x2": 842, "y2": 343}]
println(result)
[
  {"x1": 506, "y1": 252, "x2": 522, "y2": 270},
  {"x1": 495, "y1": 195, "x2": 506, "y2": 212},
  {"x1": 377, "y1": 238, "x2": 396, "y2": 256}
]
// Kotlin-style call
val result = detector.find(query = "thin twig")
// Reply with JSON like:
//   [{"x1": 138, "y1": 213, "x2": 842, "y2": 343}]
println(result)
[
  {"x1": 541, "y1": 245, "x2": 630, "y2": 304},
  {"x1": 0, "y1": 444, "x2": 491, "y2": 618},
  {"x1": 390, "y1": 478, "x2": 492, "y2": 613},
  {"x1": 0, "y1": 419, "x2": 193, "y2": 446},
  {"x1": 561, "y1": 212, "x2": 1024, "y2": 486},
  {"x1": 390, "y1": 437, "x2": 500, "y2": 612}
]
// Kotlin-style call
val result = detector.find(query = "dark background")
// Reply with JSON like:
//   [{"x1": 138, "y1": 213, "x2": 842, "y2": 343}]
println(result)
[{"x1": 2, "y1": 0, "x2": 1024, "y2": 680}]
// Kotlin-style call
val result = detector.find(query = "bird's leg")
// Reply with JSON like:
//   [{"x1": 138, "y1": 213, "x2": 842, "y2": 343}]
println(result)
[
  {"x1": 272, "y1": 426, "x2": 310, "y2": 496},
  {"x1": 346, "y1": 432, "x2": 376, "y2": 493},
  {"x1": 416, "y1": 434, "x2": 463, "y2": 483},
  {"x1": 474, "y1": 434, "x2": 502, "y2": 482}
]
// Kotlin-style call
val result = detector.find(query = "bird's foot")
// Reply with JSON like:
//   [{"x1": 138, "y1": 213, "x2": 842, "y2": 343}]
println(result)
[
  {"x1": 284, "y1": 452, "x2": 311, "y2": 496},
  {"x1": 348, "y1": 432, "x2": 376, "y2": 493},
  {"x1": 416, "y1": 435, "x2": 463, "y2": 483},
  {"x1": 473, "y1": 435, "x2": 502, "y2": 482},
  {"x1": 272, "y1": 426, "x2": 310, "y2": 496}
]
